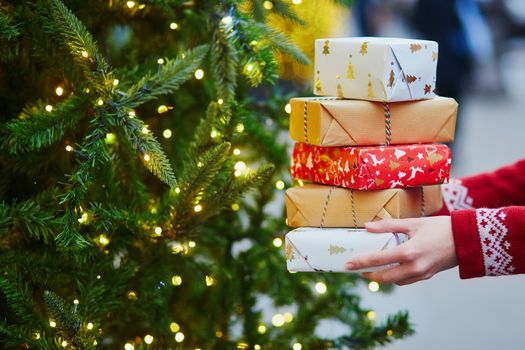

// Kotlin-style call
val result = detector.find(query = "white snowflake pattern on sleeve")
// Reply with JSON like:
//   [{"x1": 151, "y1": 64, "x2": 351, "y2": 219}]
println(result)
[{"x1": 442, "y1": 179, "x2": 473, "y2": 212}]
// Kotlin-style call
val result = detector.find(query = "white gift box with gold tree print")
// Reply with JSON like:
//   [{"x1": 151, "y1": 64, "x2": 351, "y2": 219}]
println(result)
[
  {"x1": 285, "y1": 228, "x2": 407, "y2": 273},
  {"x1": 314, "y1": 37, "x2": 438, "y2": 102}
]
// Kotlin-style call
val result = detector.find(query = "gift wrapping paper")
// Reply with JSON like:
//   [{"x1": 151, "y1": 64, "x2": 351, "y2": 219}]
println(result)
[
  {"x1": 291, "y1": 143, "x2": 451, "y2": 190},
  {"x1": 314, "y1": 37, "x2": 438, "y2": 102},
  {"x1": 285, "y1": 228, "x2": 407, "y2": 273},
  {"x1": 289, "y1": 96, "x2": 457, "y2": 147},
  {"x1": 285, "y1": 184, "x2": 442, "y2": 228}
]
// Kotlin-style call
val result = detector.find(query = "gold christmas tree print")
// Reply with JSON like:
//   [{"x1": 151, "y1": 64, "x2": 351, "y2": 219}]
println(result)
[
  {"x1": 406, "y1": 74, "x2": 417, "y2": 84},
  {"x1": 337, "y1": 83, "x2": 344, "y2": 97},
  {"x1": 432, "y1": 51, "x2": 438, "y2": 62},
  {"x1": 360, "y1": 41, "x2": 368, "y2": 55},
  {"x1": 315, "y1": 70, "x2": 322, "y2": 94},
  {"x1": 286, "y1": 242, "x2": 294, "y2": 261},
  {"x1": 347, "y1": 57, "x2": 355, "y2": 79},
  {"x1": 328, "y1": 244, "x2": 346, "y2": 255},
  {"x1": 410, "y1": 43, "x2": 422, "y2": 53},
  {"x1": 367, "y1": 74, "x2": 375, "y2": 98},
  {"x1": 387, "y1": 69, "x2": 395, "y2": 87},
  {"x1": 323, "y1": 40, "x2": 330, "y2": 55}
]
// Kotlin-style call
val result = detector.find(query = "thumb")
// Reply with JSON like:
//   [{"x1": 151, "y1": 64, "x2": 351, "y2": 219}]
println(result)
[{"x1": 365, "y1": 218, "x2": 419, "y2": 236}]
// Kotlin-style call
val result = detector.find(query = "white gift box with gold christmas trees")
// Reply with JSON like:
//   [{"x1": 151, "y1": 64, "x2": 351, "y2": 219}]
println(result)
[
  {"x1": 285, "y1": 227, "x2": 407, "y2": 273},
  {"x1": 314, "y1": 37, "x2": 439, "y2": 102}
]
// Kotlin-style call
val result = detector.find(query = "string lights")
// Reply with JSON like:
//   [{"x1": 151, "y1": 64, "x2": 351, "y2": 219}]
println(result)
[
  {"x1": 171, "y1": 275, "x2": 183, "y2": 286},
  {"x1": 368, "y1": 281, "x2": 380, "y2": 292},
  {"x1": 366, "y1": 310, "x2": 376, "y2": 320},
  {"x1": 55, "y1": 86, "x2": 64, "y2": 96},
  {"x1": 170, "y1": 322, "x2": 180, "y2": 332},
  {"x1": 257, "y1": 324, "x2": 267, "y2": 334},
  {"x1": 231, "y1": 203, "x2": 240, "y2": 211},
  {"x1": 170, "y1": 22, "x2": 178, "y2": 30},
  {"x1": 162, "y1": 129, "x2": 172, "y2": 139},
  {"x1": 271, "y1": 313, "x2": 285, "y2": 327},
  {"x1": 124, "y1": 343, "x2": 134, "y2": 350},
  {"x1": 174, "y1": 332, "x2": 185, "y2": 342},
  {"x1": 144, "y1": 335, "x2": 154, "y2": 344},
  {"x1": 65, "y1": 145, "x2": 73, "y2": 152},
  {"x1": 263, "y1": 1, "x2": 273, "y2": 10},
  {"x1": 314, "y1": 282, "x2": 327, "y2": 294},
  {"x1": 293, "y1": 343, "x2": 302, "y2": 350},
  {"x1": 272, "y1": 237, "x2": 283, "y2": 248},
  {"x1": 45, "y1": 105, "x2": 53, "y2": 112},
  {"x1": 87, "y1": 322, "x2": 94, "y2": 330},
  {"x1": 285, "y1": 103, "x2": 291, "y2": 114},
  {"x1": 194, "y1": 69, "x2": 204, "y2": 80},
  {"x1": 275, "y1": 180, "x2": 285, "y2": 190}
]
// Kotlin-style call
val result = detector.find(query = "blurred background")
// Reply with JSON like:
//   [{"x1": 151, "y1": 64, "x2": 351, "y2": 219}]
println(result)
[{"x1": 275, "y1": 0, "x2": 525, "y2": 348}]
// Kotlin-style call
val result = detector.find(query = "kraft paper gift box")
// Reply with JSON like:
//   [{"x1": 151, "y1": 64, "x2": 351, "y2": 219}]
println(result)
[
  {"x1": 314, "y1": 37, "x2": 438, "y2": 102},
  {"x1": 291, "y1": 142, "x2": 451, "y2": 190},
  {"x1": 289, "y1": 96, "x2": 457, "y2": 147},
  {"x1": 285, "y1": 228, "x2": 407, "y2": 273},
  {"x1": 285, "y1": 184, "x2": 442, "y2": 228}
]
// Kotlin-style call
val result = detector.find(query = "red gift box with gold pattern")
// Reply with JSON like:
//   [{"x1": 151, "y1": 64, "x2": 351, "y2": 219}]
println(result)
[{"x1": 291, "y1": 142, "x2": 451, "y2": 190}]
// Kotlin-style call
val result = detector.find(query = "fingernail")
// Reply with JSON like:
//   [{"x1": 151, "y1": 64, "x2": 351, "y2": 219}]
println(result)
[{"x1": 346, "y1": 262, "x2": 355, "y2": 270}]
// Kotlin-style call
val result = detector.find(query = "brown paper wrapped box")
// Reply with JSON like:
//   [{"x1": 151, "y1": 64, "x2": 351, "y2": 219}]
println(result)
[
  {"x1": 285, "y1": 184, "x2": 443, "y2": 228},
  {"x1": 290, "y1": 96, "x2": 457, "y2": 146}
]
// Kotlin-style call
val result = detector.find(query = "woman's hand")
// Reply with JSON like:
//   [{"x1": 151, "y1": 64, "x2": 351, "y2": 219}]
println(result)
[{"x1": 346, "y1": 216, "x2": 458, "y2": 285}]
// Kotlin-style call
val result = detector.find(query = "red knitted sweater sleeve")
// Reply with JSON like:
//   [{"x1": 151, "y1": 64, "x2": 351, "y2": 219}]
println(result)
[{"x1": 435, "y1": 158, "x2": 525, "y2": 279}]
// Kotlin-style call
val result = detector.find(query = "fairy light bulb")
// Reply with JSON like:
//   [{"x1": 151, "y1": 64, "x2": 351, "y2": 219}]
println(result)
[
  {"x1": 367, "y1": 311, "x2": 376, "y2": 320},
  {"x1": 194, "y1": 69, "x2": 204, "y2": 80},
  {"x1": 221, "y1": 16, "x2": 232, "y2": 25},
  {"x1": 235, "y1": 123, "x2": 244, "y2": 133},
  {"x1": 386, "y1": 329, "x2": 394, "y2": 336},
  {"x1": 163, "y1": 129, "x2": 172, "y2": 139},
  {"x1": 315, "y1": 282, "x2": 327, "y2": 294},
  {"x1": 170, "y1": 22, "x2": 178, "y2": 30},
  {"x1": 257, "y1": 324, "x2": 267, "y2": 334},
  {"x1": 283, "y1": 312, "x2": 293, "y2": 323},
  {"x1": 170, "y1": 322, "x2": 180, "y2": 332},
  {"x1": 234, "y1": 161, "x2": 246, "y2": 171},
  {"x1": 128, "y1": 110, "x2": 135, "y2": 118},
  {"x1": 55, "y1": 86, "x2": 64, "y2": 96},
  {"x1": 194, "y1": 204, "x2": 202, "y2": 212},
  {"x1": 65, "y1": 145, "x2": 73, "y2": 152},
  {"x1": 98, "y1": 234, "x2": 109, "y2": 247},
  {"x1": 81, "y1": 50, "x2": 88, "y2": 58},
  {"x1": 157, "y1": 58, "x2": 165, "y2": 65},
  {"x1": 124, "y1": 343, "x2": 134, "y2": 350},
  {"x1": 143, "y1": 154, "x2": 150, "y2": 162},
  {"x1": 271, "y1": 314, "x2": 285, "y2": 327},
  {"x1": 285, "y1": 103, "x2": 291, "y2": 114},
  {"x1": 292, "y1": 0, "x2": 302, "y2": 4},
  {"x1": 233, "y1": 148, "x2": 240, "y2": 155},
  {"x1": 97, "y1": 99, "x2": 104, "y2": 106},
  {"x1": 205, "y1": 275, "x2": 215, "y2": 286},
  {"x1": 154, "y1": 226, "x2": 162, "y2": 236},
  {"x1": 113, "y1": 79, "x2": 119, "y2": 86},
  {"x1": 275, "y1": 180, "x2": 285, "y2": 190},
  {"x1": 245, "y1": 64, "x2": 253, "y2": 72},
  {"x1": 105, "y1": 133, "x2": 116, "y2": 144},
  {"x1": 217, "y1": 98, "x2": 224, "y2": 105},
  {"x1": 171, "y1": 275, "x2": 182, "y2": 286},
  {"x1": 61, "y1": 340, "x2": 68, "y2": 347},
  {"x1": 87, "y1": 322, "x2": 94, "y2": 330},
  {"x1": 126, "y1": 1, "x2": 136, "y2": 8},
  {"x1": 45, "y1": 105, "x2": 53, "y2": 112},
  {"x1": 49, "y1": 320, "x2": 57, "y2": 328},
  {"x1": 175, "y1": 332, "x2": 185, "y2": 342},
  {"x1": 292, "y1": 343, "x2": 302, "y2": 350},
  {"x1": 368, "y1": 281, "x2": 380, "y2": 292},
  {"x1": 144, "y1": 335, "x2": 154, "y2": 344},
  {"x1": 157, "y1": 105, "x2": 168, "y2": 114},
  {"x1": 263, "y1": 1, "x2": 273, "y2": 9},
  {"x1": 272, "y1": 238, "x2": 283, "y2": 248},
  {"x1": 254, "y1": 346, "x2": 261, "y2": 350},
  {"x1": 231, "y1": 203, "x2": 240, "y2": 211},
  {"x1": 73, "y1": 299, "x2": 79, "y2": 305},
  {"x1": 188, "y1": 241, "x2": 196, "y2": 248},
  {"x1": 141, "y1": 126, "x2": 149, "y2": 134}
]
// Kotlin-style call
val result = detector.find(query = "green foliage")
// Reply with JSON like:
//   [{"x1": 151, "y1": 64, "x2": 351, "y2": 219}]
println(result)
[{"x1": 0, "y1": 0, "x2": 414, "y2": 349}]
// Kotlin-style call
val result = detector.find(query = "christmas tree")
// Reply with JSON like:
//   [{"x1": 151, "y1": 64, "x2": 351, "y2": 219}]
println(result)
[{"x1": 0, "y1": 1, "x2": 413, "y2": 349}]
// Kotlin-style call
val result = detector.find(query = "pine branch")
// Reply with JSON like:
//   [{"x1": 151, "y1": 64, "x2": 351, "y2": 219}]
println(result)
[
  {"x1": 0, "y1": 9, "x2": 20, "y2": 62},
  {"x1": 119, "y1": 45, "x2": 209, "y2": 109},
  {"x1": 0, "y1": 273, "x2": 40, "y2": 325},
  {"x1": 265, "y1": 0, "x2": 305, "y2": 24},
  {"x1": 0, "y1": 323, "x2": 42, "y2": 349},
  {"x1": 43, "y1": 291, "x2": 79, "y2": 335},
  {"x1": 46, "y1": 0, "x2": 112, "y2": 95},
  {"x1": 211, "y1": 21, "x2": 239, "y2": 105},
  {"x1": 119, "y1": 115, "x2": 178, "y2": 188},
  {"x1": 0, "y1": 200, "x2": 59, "y2": 244},
  {"x1": 245, "y1": 20, "x2": 310, "y2": 65},
  {"x1": 2, "y1": 96, "x2": 88, "y2": 154}
]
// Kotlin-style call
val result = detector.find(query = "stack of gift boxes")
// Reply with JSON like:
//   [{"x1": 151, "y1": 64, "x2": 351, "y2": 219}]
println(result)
[{"x1": 284, "y1": 37, "x2": 458, "y2": 273}]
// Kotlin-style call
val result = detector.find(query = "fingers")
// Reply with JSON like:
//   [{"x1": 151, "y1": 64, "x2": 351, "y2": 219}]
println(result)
[
  {"x1": 365, "y1": 218, "x2": 420, "y2": 237},
  {"x1": 361, "y1": 262, "x2": 433, "y2": 285},
  {"x1": 346, "y1": 245, "x2": 404, "y2": 270}
]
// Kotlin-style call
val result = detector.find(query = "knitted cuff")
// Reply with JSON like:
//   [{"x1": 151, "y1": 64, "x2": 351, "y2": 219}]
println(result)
[{"x1": 451, "y1": 209, "x2": 485, "y2": 279}]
